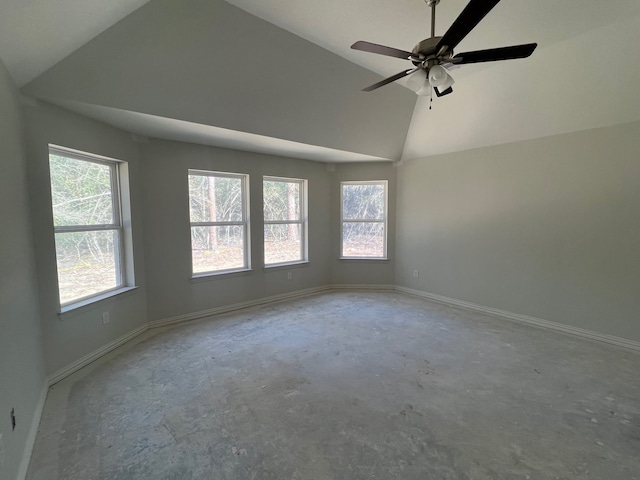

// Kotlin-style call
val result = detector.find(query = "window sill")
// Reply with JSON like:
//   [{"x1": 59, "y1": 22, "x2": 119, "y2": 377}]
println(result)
[
  {"x1": 190, "y1": 268, "x2": 253, "y2": 282},
  {"x1": 263, "y1": 260, "x2": 309, "y2": 271},
  {"x1": 59, "y1": 286, "x2": 139, "y2": 317}
]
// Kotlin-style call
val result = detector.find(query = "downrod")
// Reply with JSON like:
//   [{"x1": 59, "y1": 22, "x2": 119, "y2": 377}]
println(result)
[{"x1": 425, "y1": 0, "x2": 441, "y2": 38}]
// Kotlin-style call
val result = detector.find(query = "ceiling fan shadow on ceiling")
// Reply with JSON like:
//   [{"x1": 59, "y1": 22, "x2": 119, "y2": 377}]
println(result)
[{"x1": 351, "y1": 0, "x2": 537, "y2": 107}]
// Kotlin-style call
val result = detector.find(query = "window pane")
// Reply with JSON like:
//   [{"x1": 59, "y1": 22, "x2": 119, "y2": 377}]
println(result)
[
  {"x1": 342, "y1": 183, "x2": 385, "y2": 220},
  {"x1": 55, "y1": 230, "x2": 120, "y2": 304},
  {"x1": 264, "y1": 224, "x2": 302, "y2": 265},
  {"x1": 342, "y1": 222, "x2": 385, "y2": 258},
  {"x1": 264, "y1": 180, "x2": 300, "y2": 221},
  {"x1": 49, "y1": 155, "x2": 114, "y2": 226},
  {"x1": 189, "y1": 175, "x2": 243, "y2": 222},
  {"x1": 191, "y1": 226, "x2": 245, "y2": 273}
]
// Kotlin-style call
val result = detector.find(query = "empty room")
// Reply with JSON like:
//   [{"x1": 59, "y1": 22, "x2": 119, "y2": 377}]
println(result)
[{"x1": 1, "y1": 0, "x2": 639, "y2": 479}]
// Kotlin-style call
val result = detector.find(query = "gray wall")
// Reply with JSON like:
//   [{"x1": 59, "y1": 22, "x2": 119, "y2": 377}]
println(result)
[
  {"x1": 396, "y1": 121, "x2": 640, "y2": 342},
  {"x1": 0, "y1": 59, "x2": 45, "y2": 480},
  {"x1": 22, "y1": 0, "x2": 415, "y2": 160},
  {"x1": 23, "y1": 101, "x2": 149, "y2": 376},
  {"x1": 330, "y1": 163, "x2": 397, "y2": 286},
  {"x1": 138, "y1": 139, "x2": 334, "y2": 322}
]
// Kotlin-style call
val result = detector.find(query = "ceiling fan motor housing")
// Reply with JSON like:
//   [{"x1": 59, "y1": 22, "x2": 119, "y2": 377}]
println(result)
[
  {"x1": 351, "y1": 0, "x2": 538, "y2": 93},
  {"x1": 411, "y1": 37, "x2": 451, "y2": 66}
]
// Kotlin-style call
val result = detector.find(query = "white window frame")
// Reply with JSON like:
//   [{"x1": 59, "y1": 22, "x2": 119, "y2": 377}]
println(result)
[
  {"x1": 49, "y1": 145, "x2": 129, "y2": 309},
  {"x1": 263, "y1": 176, "x2": 308, "y2": 267},
  {"x1": 340, "y1": 180, "x2": 388, "y2": 260},
  {"x1": 188, "y1": 170, "x2": 251, "y2": 276}
]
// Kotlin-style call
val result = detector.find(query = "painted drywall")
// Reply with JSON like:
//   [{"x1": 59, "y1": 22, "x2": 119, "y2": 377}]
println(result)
[
  {"x1": 0, "y1": 0, "x2": 152, "y2": 87},
  {"x1": 23, "y1": 100, "x2": 149, "y2": 376},
  {"x1": 330, "y1": 163, "x2": 397, "y2": 286},
  {"x1": 0, "y1": 59, "x2": 46, "y2": 480},
  {"x1": 22, "y1": 0, "x2": 415, "y2": 161},
  {"x1": 396, "y1": 121, "x2": 640, "y2": 342},
  {"x1": 402, "y1": 12, "x2": 640, "y2": 160},
  {"x1": 138, "y1": 139, "x2": 332, "y2": 322}
]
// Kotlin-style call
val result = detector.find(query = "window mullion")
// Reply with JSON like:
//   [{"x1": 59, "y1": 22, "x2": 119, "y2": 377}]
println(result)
[
  {"x1": 55, "y1": 224, "x2": 119, "y2": 233},
  {"x1": 264, "y1": 220, "x2": 302, "y2": 225},
  {"x1": 341, "y1": 219, "x2": 385, "y2": 223},
  {"x1": 190, "y1": 221, "x2": 245, "y2": 227}
]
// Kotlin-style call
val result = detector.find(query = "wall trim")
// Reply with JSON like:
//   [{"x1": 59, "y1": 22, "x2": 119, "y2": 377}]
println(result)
[
  {"x1": 45, "y1": 286, "x2": 333, "y2": 387},
  {"x1": 149, "y1": 285, "x2": 332, "y2": 329},
  {"x1": 16, "y1": 381, "x2": 48, "y2": 480},
  {"x1": 47, "y1": 324, "x2": 149, "y2": 387},
  {"x1": 331, "y1": 283, "x2": 395, "y2": 291},
  {"x1": 22, "y1": 286, "x2": 639, "y2": 479},
  {"x1": 44, "y1": 284, "x2": 640, "y2": 390},
  {"x1": 395, "y1": 286, "x2": 640, "y2": 352}
]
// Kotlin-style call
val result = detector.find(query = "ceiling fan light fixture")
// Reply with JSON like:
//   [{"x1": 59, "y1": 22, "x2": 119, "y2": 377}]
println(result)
[
  {"x1": 440, "y1": 72, "x2": 455, "y2": 91},
  {"x1": 428, "y1": 64, "x2": 448, "y2": 87},
  {"x1": 351, "y1": 0, "x2": 538, "y2": 96},
  {"x1": 406, "y1": 69, "x2": 427, "y2": 93}
]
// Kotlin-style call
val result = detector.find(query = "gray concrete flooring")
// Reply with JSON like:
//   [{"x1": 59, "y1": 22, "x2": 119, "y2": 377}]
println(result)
[{"x1": 27, "y1": 292, "x2": 640, "y2": 479}]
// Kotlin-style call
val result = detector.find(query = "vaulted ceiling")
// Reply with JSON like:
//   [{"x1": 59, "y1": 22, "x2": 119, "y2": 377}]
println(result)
[{"x1": 2, "y1": 0, "x2": 639, "y2": 162}]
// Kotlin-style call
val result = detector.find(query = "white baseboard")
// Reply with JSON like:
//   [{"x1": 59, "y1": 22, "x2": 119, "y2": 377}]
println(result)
[
  {"x1": 29, "y1": 283, "x2": 638, "y2": 480},
  {"x1": 330, "y1": 284, "x2": 395, "y2": 291},
  {"x1": 45, "y1": 284, "x2": 640, "y2": 391},
  {"x1": 46, "y1": 287, "x2": 333, "y2": 387},
  {"x1": 47, "y1": 324, "x2": 149, "y2": 387},
  {"x1": 16, "y1": 381, "x2": 48, "y2": 480},
  {"x1": 396, "y1": 286, "x2": 640, "y2": 352},
  {"x1": 149, "y1": 285, "x2": 332, "y2": 329}
]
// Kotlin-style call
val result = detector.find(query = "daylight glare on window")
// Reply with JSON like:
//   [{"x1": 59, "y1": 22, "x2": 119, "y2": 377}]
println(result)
[
  {"x1": 263, "y1": 178, "x2": 306, "y2": 265},
  {"x1": 341, "y1": 182, "x2": 387, "y2": 258},
  {"x1": 189, "y1": 172, "x2": 248, "y2": 274},
  {"x1": 49, "y1": 153, "x2": 123, "y2": 305}
]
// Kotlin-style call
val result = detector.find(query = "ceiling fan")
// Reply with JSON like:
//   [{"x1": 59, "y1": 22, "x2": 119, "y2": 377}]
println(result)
[{"x1": 351, "y1": 0, "x2": 537, "y2": 100}]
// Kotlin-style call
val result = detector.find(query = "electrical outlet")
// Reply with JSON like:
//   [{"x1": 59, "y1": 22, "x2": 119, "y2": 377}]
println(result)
[
  {"x1": 102, "y1": 311, "x2": 110, "y2": 325},
  {"x1": 413, "y1": 270, "x2": 419, "y2": 278},
  {"x1": 287, "y1": 272, "x2": 292, "y2": 280}
]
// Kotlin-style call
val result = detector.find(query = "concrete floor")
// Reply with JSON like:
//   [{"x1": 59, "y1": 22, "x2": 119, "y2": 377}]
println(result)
[{"x1": 27, "y1": 292, "x2": 640, "y2": 479}]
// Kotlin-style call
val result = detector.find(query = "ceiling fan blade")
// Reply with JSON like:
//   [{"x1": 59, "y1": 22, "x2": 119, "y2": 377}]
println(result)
[
  {"x1": 453, "y1": 43, "x2": 537, "y2": 64},
  {"x1": 436, "y1": 0, "x2": 501, "y2": 52},
  {"x1": 351, "y1": 41, "x2": 415, "y2": 60},
  {"x1": 434, "y1": 86, "x2": 454, "y2": 97},
  {"x1": 362, "y1": 68, "x2": 419, "y2": 92}
]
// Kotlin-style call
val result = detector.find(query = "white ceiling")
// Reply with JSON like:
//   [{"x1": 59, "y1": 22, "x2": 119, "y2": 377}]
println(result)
[
  {"x1": 226, "y1": 0, "x2": 640, "y2": 159},
  {"x1": 3, "y1": 0, "x2": 640, "y2": 161},
  {"x1": 47, "y1": 100, "x2": 391, "y2": 163},
  {"x1": 0, "y1": 0, "x2": 152, "y2": 86},
  {"x1": 225, "y1": 0, "x2": 640, "y2": 85}
]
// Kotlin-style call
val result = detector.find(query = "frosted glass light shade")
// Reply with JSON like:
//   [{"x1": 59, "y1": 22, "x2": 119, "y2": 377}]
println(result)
[
  {"x1": 428, "y1": 65, "x2": 448, "y2": 87},
  {"x1": 406, "y1": 70, "x2": 427, "y2": 92},
  {"x1": 428, "y1": 65, "x2": 455, "y2": 91}
]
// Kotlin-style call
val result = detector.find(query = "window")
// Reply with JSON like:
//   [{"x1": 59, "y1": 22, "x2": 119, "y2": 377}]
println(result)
[
  {"x1": 188, "y1": 170, "x2": 250, "y2": 275},
  {"x1": 263, "y1": 177, "x2": 308, "y2": 266},
  {"x1": 341, "y1": 181, "x2": 388, "y2": 259},
  {"x1": 49, "y1": 146, "x2": 129, "y2": 306}
]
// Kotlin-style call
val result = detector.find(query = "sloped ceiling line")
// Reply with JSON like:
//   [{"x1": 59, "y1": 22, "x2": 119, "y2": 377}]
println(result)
[
  {"x1": 21, "y1": 0, "x2": 416, "y2": 163},
  {"x1": 5, "y1": 0, "x2": 640, "y2": 161}
]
